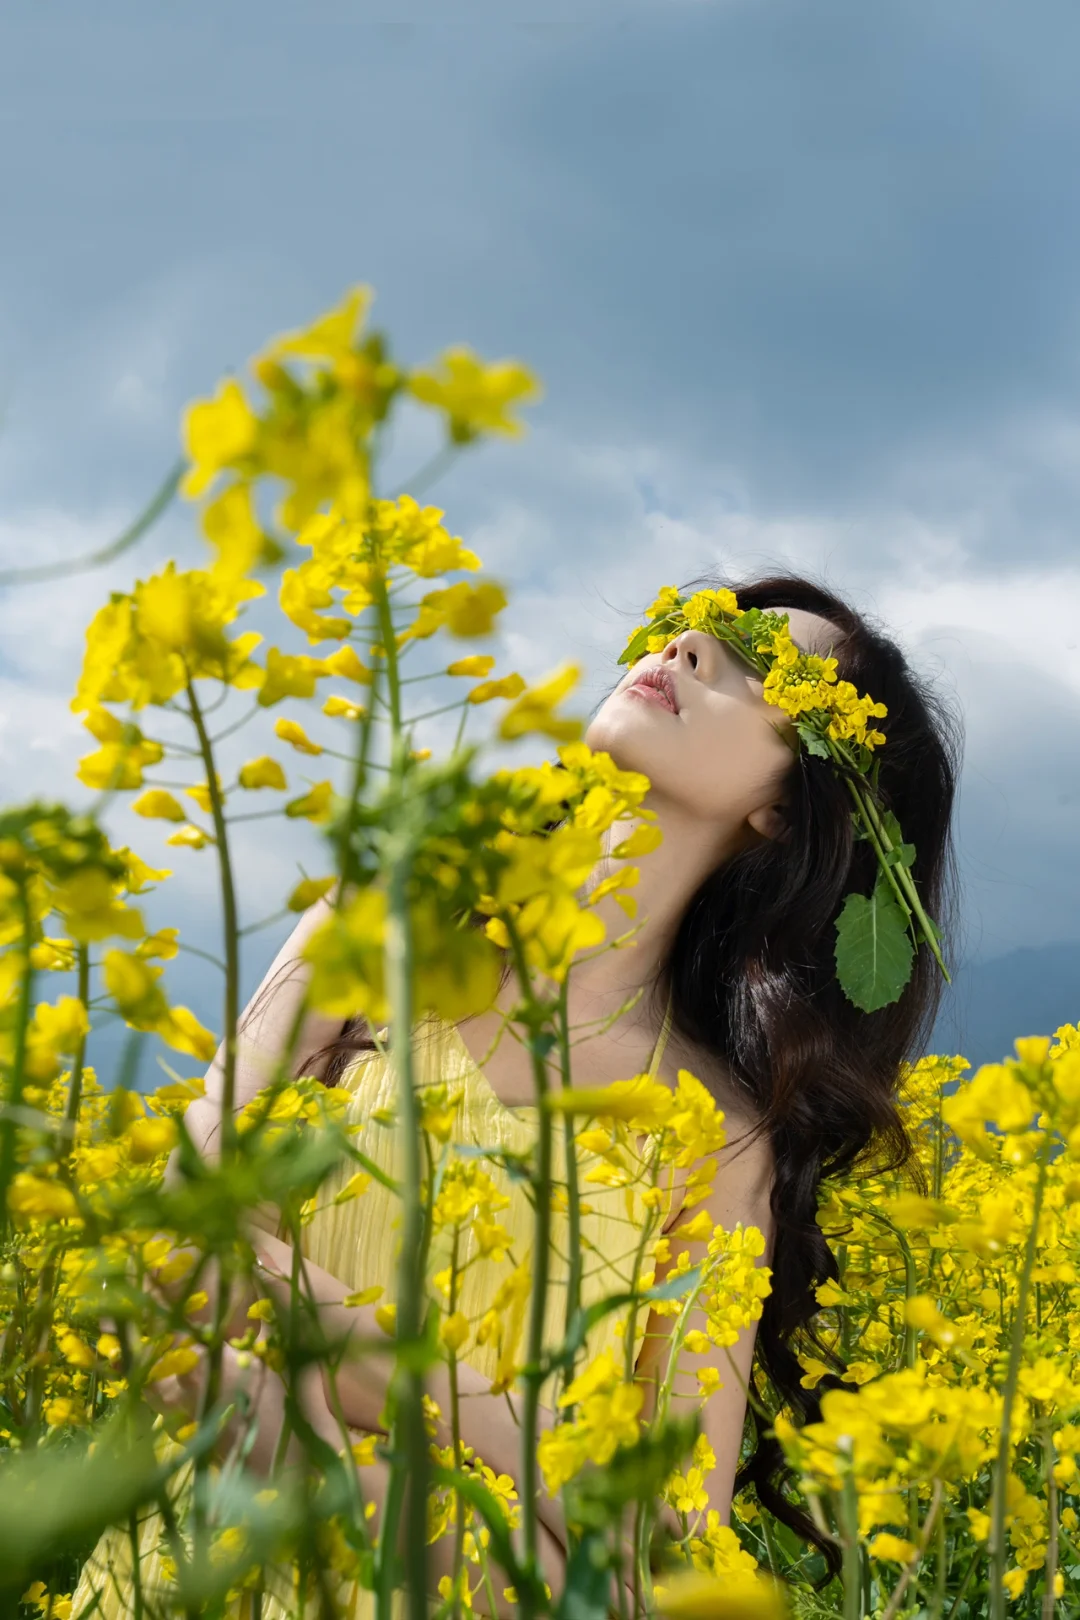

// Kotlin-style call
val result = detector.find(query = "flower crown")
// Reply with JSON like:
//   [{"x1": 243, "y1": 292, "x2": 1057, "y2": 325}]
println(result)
[{"x1": 619, "y1": 586, "x2": 950, "y2": 1013}]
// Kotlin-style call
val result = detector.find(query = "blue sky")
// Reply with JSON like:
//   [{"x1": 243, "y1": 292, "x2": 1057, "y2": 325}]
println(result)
[{"x1": 2, "y1": 0, "x2": 1079, "y2": 1068}]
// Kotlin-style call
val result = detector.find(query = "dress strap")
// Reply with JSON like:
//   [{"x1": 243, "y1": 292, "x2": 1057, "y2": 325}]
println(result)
[{"x1": 647, "y1": 990, "x2": 674, "y2": 1078}]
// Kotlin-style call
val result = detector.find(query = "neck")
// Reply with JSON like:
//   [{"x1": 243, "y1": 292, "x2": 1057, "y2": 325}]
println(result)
[{"x1": 564, "y1": 794, "x2": 743, "y2": 1044}]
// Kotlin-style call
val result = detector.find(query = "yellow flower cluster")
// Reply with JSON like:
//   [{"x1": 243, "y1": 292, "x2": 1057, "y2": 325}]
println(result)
[
  {"x1": 778, "y1": 1023, "x2": 1080, "y2": 1603},
  {"x1": 183, "y1": 284, "x2": 536, "y2": 570},
  {"x1": 538, "y1": 1351, "x2": 645, "y2": 1491},
  {"x1": 626, "y1": 585, "x2": 888, "y2": 753},
  {"x1": 757, "y1": 624, "x2": 888, "y2": 750}
]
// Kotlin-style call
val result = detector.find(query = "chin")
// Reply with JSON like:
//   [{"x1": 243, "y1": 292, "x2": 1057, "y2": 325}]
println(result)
[{"x1": 585, "y1": 709, "x2": 658, "y2": 775}]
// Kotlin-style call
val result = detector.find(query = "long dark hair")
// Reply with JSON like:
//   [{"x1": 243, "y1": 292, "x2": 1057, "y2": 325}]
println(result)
[
  {"x1": 312, "y1": 569, "x2": 961, "y2": 1567},
  {"x1": 662, "y1": 572, "x2": 960, "y2": 1563}
]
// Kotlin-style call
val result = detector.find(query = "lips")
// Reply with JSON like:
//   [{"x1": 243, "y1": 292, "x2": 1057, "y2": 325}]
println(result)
[{"x1": 627, "y1": 666, "x2": 679, "y2": 714}]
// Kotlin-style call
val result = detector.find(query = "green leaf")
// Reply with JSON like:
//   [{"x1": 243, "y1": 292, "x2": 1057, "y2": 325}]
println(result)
[
  {"x1": 883, "y1": 842, "x2": 917, "y2": 870},
  {"x1": 616, "y1": 612, "x2": 680, "y2": 667},
  {"x1": 555, "y1": 1530, "x2": 614, "y2": 1620},
  {"x1": 617, "y1": 625, "x2": 650, "y2": 666},
  {"x1": 794, "y1": 721, "x2": 831, "y2": 760},
  {"x1": 647, "y1": 1263, "x2": 704, "y2": 1302},
  {"x1": 879, "y1": 810, "x2": 916, "y2": 869},
  {"x1": 834, "y1": 882, "x2": 915, "y2": 1013},
  {"x1": 0, "y1": 1410, "x2": 159, "y2": 1593}
]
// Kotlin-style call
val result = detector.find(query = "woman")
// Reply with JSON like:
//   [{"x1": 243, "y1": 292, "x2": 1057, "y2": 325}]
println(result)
[{"x1": 72, "y1": 571, "x2": 959, "y2": 1616}]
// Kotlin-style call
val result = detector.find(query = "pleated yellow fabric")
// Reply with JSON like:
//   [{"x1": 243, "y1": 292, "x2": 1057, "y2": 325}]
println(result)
[{"x1": 72, "y1": 1016, "x2": 665, "y2": 1619}]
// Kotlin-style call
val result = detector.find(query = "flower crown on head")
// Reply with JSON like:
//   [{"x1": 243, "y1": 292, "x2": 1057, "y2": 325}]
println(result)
[{"x1": 619, "y1": 586, "x2": 950, "y2": 1013}]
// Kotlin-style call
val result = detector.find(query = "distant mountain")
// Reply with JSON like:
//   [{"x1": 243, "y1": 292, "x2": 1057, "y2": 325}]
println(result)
[{"x1": 929, "y1": 941, "x2": 1080, "y2": 1069}]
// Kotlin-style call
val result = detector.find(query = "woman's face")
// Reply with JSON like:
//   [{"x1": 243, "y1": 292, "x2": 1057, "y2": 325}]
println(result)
[{"x1": 586, "y1": 606, "x2": 842, "y2": 840}]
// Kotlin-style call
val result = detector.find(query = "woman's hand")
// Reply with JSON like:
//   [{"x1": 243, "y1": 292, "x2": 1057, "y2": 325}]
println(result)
[{"x1": 143, "y1": 1337, "x2": 345, "y2": 1477}]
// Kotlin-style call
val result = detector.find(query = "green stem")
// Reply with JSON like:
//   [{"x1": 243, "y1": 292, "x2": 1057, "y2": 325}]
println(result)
[
  {"x1": 184, "y1": 675, "x2": 242, "y2": 1561},
  {"x1": 378, "y1": 841, "x2": 429, "y2": 1620},
  {"x1": 1043, "y1": 1423, "x2": 1060, "y2": 1620},
  {"x1": 335, "y1": 617, "x2": 381, "y2": 909},
  {"x1": 879, "y1": 1480, "x2": 943, "y2": 1620},
  {"x1": 504, "y1": 922, "x2": 553, "y2": 1619},
  {"x1": 633, "y1": 1256, "x2": 710, "y2": 1612},
  {"x1": 391, "y1": 442, "x2": 461, "y2": 503},
  {"x1": 449, "y1": 1228, "x2": 465, "y2": 1620},
  {"x1": 0, "y1": 460, "x2": 183, "y2": 586},
  {"x1": 842, "y1": 777, "x2": 911, "y2": 926},
  {"x1": 60, "y1": 945, "x2": 91, "y2": 1181},
  {"x1": 931, "y1": 1500, "x2": 947, "y2": 1620},
  {"x1": 367, "y1": 568, "x2": 430, "y2": 1620},
  {"x1": 863, "y1": 1209, "x2": 918, "y2": 1369},
  {"x1": 623, "y1": 1175, "x2": 661, "y2": 1386},
  {"x1": 128, "y1": 1510, "x2": 145, "y2": 1620},
  {"x1": 556, "y1": 980, "x2": 582, "y2": 1397},
  {"x1": 989, "y1": 1147, "x2": 1051, "y2": 1620},
  {"x1": 849, "y1": 776, "x2": 950, "y2": 983},
  {"x1": 0, "y1": 881, "x2": 34, "y2": 1236},
  {"x1": 185, "y1": 678, "x2": 241, "y2": 1154},
  {"x1": 375, "y1": 583, "x2": 403, "y2": 734},
  {"x1": 943, "y1": 1552, "x2": 979, "y2": 1620},
  {"x1": 838, "y1": 1463, "x2": 864, "y2": 1620}
]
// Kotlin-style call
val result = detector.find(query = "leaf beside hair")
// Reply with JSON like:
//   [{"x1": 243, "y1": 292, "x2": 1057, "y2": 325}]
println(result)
[{"x1": 834, "y1": 877, "x2": 915, "y2": 1013}]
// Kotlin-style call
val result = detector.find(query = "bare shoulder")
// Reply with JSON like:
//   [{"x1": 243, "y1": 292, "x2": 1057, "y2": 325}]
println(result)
[{"x1": 665, "y1": 1031, "x2": 775, "y2": 1235}]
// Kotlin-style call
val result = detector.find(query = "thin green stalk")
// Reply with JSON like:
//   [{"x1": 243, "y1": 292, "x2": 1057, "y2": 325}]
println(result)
[
  {"x1": 931, "y1": 1501, "x2": 947, "y2": 1620},
  {"x1": 989, "y1": 1146, "x2": 1051, "y2": 1620},
  {"x1": 1043, "y1": 1424, "x2": 1060, "y2": 1620},
  {"x1": 23, "y1": 1253, "x2": 60, "y2": 1435},
  {"x1": 184, "y1": 675, "x2": 242, "y2": 1562},
  {"x1": 474, "y1": 1532, "x2": 503, "y2": 1620},
  {"x1": 932, "y1": 1080, "x2": 945, "y2": 1201},
  {"x1": 185, "y1": 678, "x2": 241, "y2": 1150},
  {"x1": 554, "y1": 980, "x2": 587, "y2": 1599},
  {"x1": 335, "y1": 615, "x2": 381, "y2": 907},
  {"x1": 838, "y1": 1462, "x2": 864, "y2": 1620},
  {"x1": 943, "y1": 1552, "x2": 979, "y2": 1620},
  {"x1": 504, "y1": 922, "x2": 553, "y2": 1618},
  {"x1": 128, "y1": 1510, "x2": 145, "y2": 1620},
  {"x1": 367, "y1": 570, "x2": 430, "y2": 1620},
  {"x1": 450, "y1": 701, "x2": 470, "y2": 756},
  {"x1": 622, "y1": 1168, "x2": 662, "y2": 1385},
  {"x1": 374, "y1": 583, "x2": 403, "y2": 734},
  {"x1": 0, "y1": 881, "x2": 34, "y2": 1236},
  {"x1": 842, "y1": 777, "x2": 912, "y2": 926},
  {"x1": 0, "y1": 460, "x2": 182, "y2": 586},
  {"x1": 634, "y1": 1258, "x2": 710, "y2": 1612},
  {"x1": 848, "y1": 775, "x2": 950, "y2": 982},
  {"x1": 863, "y1": 1208, "x2": 918, "y2": 1368},
  {"x1": 880, "y1": 1480, "x2": 943, "y2": 1620},
  {"x1": 276, "y1": 1209, "x2": 372, "y2": 1538},
  {"x1": 60, "y1": 944, "x2": 91, "y2": 1178},
  {"x1": 759, "y1": 1512, "x2": 780, "y2": 1578},
  {"x1": 448, "y1": 1229, "x2": 466, "y2": 1620},
  {"x1": 555, "y1": 979, "x2": 582, "y2": 1395},
  {"x1": 377, "y1": 842, "x2": 429, "y2": 1620},
  {"x1": 391, "y1": 443, "x2": 461, "y2": 503}
]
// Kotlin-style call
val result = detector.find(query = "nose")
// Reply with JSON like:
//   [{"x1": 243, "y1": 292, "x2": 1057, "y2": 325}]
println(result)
[{"x1": 660, "y1": 630, "x2": 716, "y2": 678}]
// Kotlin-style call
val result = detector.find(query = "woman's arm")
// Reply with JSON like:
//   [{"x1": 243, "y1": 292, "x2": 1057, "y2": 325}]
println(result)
[
  {"x1": 635, "y1": 1131, "x2": 774, "y2": 1524},
  {"x1": 148, "y1": 1335, "x2": 567, "y2": 1618},
  {"x1": 165, "y1": 897, "x2": 347, "y2": 1227},
  {"x1": 249, "y1": 1233, "x2": 568, "y2": 1547},
  {"x1": 159, "y1": 903, "x2": 567, "y2": 1540}
]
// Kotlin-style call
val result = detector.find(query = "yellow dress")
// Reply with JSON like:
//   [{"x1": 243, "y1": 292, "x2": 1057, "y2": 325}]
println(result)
[{"x1": 72, "y1": 1016, "x2": 669, "y2": 1619}]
